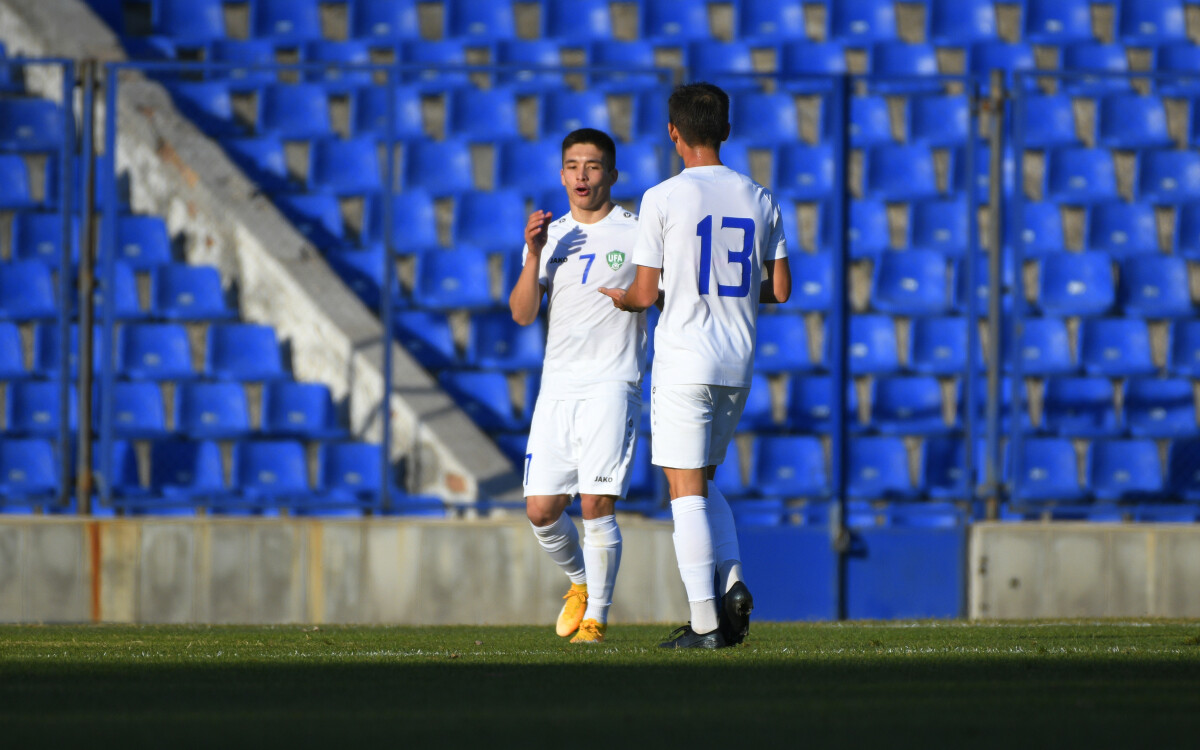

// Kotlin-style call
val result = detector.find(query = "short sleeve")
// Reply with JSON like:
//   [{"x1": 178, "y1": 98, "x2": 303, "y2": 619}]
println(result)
[
  {"x1": 764, "y1": 199, "x2": 788, "y2": 261},
  {"x1": 631, "y1": 189, "x2": 666, "y2": 270}
]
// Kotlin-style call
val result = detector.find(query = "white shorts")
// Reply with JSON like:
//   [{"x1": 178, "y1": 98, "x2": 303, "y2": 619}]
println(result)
[
  {"x1": 523, "y1": 391, "x2": 641, "y2": 498},
  {"x1": 651, "y1": 382, "x2": 749, "y2": 469}
]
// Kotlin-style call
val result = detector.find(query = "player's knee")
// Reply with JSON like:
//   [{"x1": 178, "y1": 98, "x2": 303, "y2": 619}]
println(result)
[
  {"x1": 526, "y1": 496, "x2": 569, "y2": 527},
  {"x1": 579, "y1": 494, "x2": 617, "y2": 519}
]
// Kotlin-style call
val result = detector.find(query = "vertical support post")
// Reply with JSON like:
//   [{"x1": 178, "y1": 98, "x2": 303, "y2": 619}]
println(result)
[
  {"x1": 829, "y1": 73, "x2": 852, "y2": 620},
  {"x1": 963, "y1": 77, "x2": 980, "y2": 508},
  {"x1": 985, "y1": 69, "x2": 1007, "y2": 520},
  {"x1": 99, "y1": 63, "x2": 119, "y2": 509},
  {"x1": 380, "y1": 66, "x2": 396, "y2": 512},
  {"x1": 76, "y1": 61, "x2": 97, "y2": 515},
  {"x1": 58, "y1": 60, "x2": 76, "y2": 510}
]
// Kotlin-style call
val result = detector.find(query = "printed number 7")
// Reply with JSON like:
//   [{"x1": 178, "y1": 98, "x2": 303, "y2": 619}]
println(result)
[{"x1": 581, "y1": 253, "x2": 595, "y2": 284}]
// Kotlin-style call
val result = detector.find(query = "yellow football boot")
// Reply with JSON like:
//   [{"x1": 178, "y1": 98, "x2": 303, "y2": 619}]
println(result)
[
  {"x1": 556, "y1": 583, "x2": 588, "y2": 637},
  {"x1": 570, "y1": 619, "x2": 606, "y2": 644}
]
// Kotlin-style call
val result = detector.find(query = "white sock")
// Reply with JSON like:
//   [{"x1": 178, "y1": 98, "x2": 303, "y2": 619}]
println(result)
[
  {"x1": 670, "y1": 495, "x2": 719, "y2": 634},
  {"x1": 582, "y1": 515, "x2": 622, "y2": 625},
  {"x1": 530, "y1": 513, "x2": 586, "y2": 585},
  {"x1": 706, "y1": 480, "x2": 744, "y2": 596}
]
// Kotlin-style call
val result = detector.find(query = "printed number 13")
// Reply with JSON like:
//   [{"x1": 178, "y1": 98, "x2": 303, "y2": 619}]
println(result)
[{"x1": 697, "y1": 215, "x2": 753, "y2": 297}]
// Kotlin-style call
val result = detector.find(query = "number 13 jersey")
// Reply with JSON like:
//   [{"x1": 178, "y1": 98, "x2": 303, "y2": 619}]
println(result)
[
  {"x1": 632, "y1": 165, "x2": 788, "y2": 388},
  {"x1": 524, "y1": 207, "x2": 646, "y2": 400}
]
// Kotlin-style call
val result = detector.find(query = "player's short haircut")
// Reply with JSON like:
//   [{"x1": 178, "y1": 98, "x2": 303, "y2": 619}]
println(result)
[
  {"x1": 668, "y1": 82, "x2": 729, "y2": 149},
  {"x1": 561, "y1": 128, "x2": 617, "y2": 170}
]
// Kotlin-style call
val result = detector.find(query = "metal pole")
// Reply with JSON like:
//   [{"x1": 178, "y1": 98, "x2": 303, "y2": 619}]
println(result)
[
  {"x1": 984, "y1": 69, "x2": 1006, "y2": 520},
  {"x1": 829, "y1": 73, "x2": 852, "y2": 620},
  {"x1": 380, "y1": 67, "x2": 396, "y2": 513},
  {"x1": 57, "y1": 60, "x2": 76, "y2": 511},
  {"x1": 963, "y1": 76, "x2": 980, "y2": 508},
  {"x1": 76, "y1": 60, "x2": 97, "y2": 515},
  {"x1": 99, "y1": 64, "x2": 119, "y2": 509}
]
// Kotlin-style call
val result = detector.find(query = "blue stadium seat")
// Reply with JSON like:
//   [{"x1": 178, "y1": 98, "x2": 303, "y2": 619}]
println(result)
[
  {"x1": 257, "y1": 84, "x2": 333, "y2": 140},
  {"x1": 149, "y1": 439, "x2": 228, "y2": 503},
  {"x1": 1119, "y1": 0, "x2": 1187, "y2": 46},
  {"x1": 0, "y1": 439, "x2": 57, "y2": 501},
  {"x1": 778, "y1": 41, "x2": 847, "y2": 95},
  {"x1": 350, "y1": 0, "x2": 421, "y2": 42},
  {"x1": 642, "y1": 0, "x2": 713, "y2": 41},
  {"x1": 403, "y1": 138, "x2": 477, "y2": 196},
  {"x1": 588, "y1": 41, "x2": 661, "y2": 91},
  {"x1": 0, "y1": 261, "x2": 57, "y2": 321},
  {"x1": 325, "y1": 245, "x2": 406, "y2": 309},
  {"x1": 908, "y1": 95, "x2": 971, "y2": 148},
  {"x1": 454, "y1": 189, "x2": 527, "y2": 252},
  {"x1": 540, "y1": 88, "x2": 611, "y2": 139},
  {"x1": 115, "y1": 215, "x2": 173, "y2": 270},
  {"x1": 207, "y1": 39, "x2": 281, "y2": 90},
  {"x1": 403, "y1": 40, "x2": 473, "y2": 90},
  {"x1": 1097, "y1": 94, "x2": 1172, "y2": 150},
  {"x1": 776, "y1": 143, "x2": 834, "y2": 201},
  {"x1": 497, "y1": 138, "x2": 564, "y2": 195},
  {"x1": 849, "y1": 95, "x2": 894, "y2": 147},
  {"x1": 829, "y1": 0, "x2": 898, "y2": 45},
  {"x1": 909, "y1": 315, "x2": 971, "y2": 375},
  {"x1": 611, "y1": 139, "x2": 665, "y2": 202},
  {"x1": 6, "y1": 380, "x2": 75, "y2": 436},
  {"x1": 1037, "y1": 252, "x2": 1115, "y2": 317},
  {"x1": 739, "y1": 373, "x2": 776, "y2": 432},
  {"x1": 960, "y1": 375, "x2": 1025, "y2": 433},
  {"x1": 1046, "y1": 147, "x2": 1118, "y2": 204},
  {"x1": 365, "y1": 189, "x2": 441, "y2": 252},
  {"x1": 393, "y1": 310, "x2": 459, "y2": 369},
  {"x1": 730, "y1": 92, "x2": 799, "y2": 146},
  {"x1": 150, "y1": 263, "x2": 235, "y2": 321},
  {"x1": 1011, "y1": 436, "x2": 1088, "y2": 503},
  {"x1": 0, "y1": 155, "x2": 34, "y2": 209},
  {"x1": 1125, "y1": 377, "x2": 1198, "y2": 438},
  {"x1": 911, "y1": 198, "x2": 968, "y2": 256},
  {"x1": 864, "y1": 144, "x2": 939, "y2": 201},
  {"x1": 713, "y1": 437, "x2": 754, "y2": 499},
  {"x1": 232, "y1": 439, "x2": 313, "y2": 505},
  {"x1": 447, "y1": 86, "x2": 521, "y2": 140},
  {"x1": 776, "y1": 251, "x2": 831, "y2": 312},
  {"x1": 0, "y1": 322, "x2": 25, "y2": 380},
  {"x1": 955, "y1": 143, "x2": 1016, "y2": 204},
  {"x1": 169, "y1": 81, "x2": 245, "y2": 137},
  {"x1": 318, "y1": 441, "x2": 399, "y2": 506},
  {"x1": 870, "y1": 376, "x2": 951, "y2": 435},
  {"x1": 174, "y1": 381, "x2": 252, "y2": 439},
  {"x1": 928, "y1": 0, "x2": 997, "y2": 45},
  {"x1": 1119, "y1": 255, "x2": 1194, "y2": 318},
  {"x1": 688, "y1": 40, "x2": 759, "y2": 92},
  {"x1": 786, "y1": 375, "x2": 858, "y2": 433},
  {"x1": 90, "y1": 262, "x2": 144, "y2": 321},
  {"x1": 1167, "y1": 438, "x2": 1200, "y2": 501},
  {"x1": 33, "y1": 323, "x2": 101, "y2": 379},
  {"x1": 302, "y1": 40, "x2": 374, "y2": 92},
  {"x1": 466, "y1": 311, "x2": 545, "y2": 371},
  {"x1": 309, "y1": 135, "x2": 384, "y2": 196},
  {"x1": 1008, "y1": 317, "x2": 1075, "y2": 375},
  {"x1": 738, "y1": 0, "x2": 806, "y2": 43},
  {"x1": 207, "y1": 323, "x2": 287, "y2": 381},
  {"x1": 544, "y1": 0, "x2": 614, "y2": 40},
  {"x1": 95, "y1": 439, "x2": 147, "y2": 502},
  {"x1": 251, "y1": 0, "x2": 323, "y2": 42},
  {"x1": 221, "y1": 135, "x2": 294, "y2": 192},
  {"x1": 106, "y1": 381, "x2": 168, "y2": 439},
  {"x1": 833, "y1": 199, "x2": 892, "y2": 258},
  {"x1": 118, "y1": 323, "x2": 195, "y2": 380},
  {"x1": 1019, "y1": 94, "x2": 1080, "y2": 149},
  {"x1": 352, "y1": 85, "x2": 425, "y2": 140},
  {"x1": 1079, "y1": 318, "x2": 1156, "y2": 377},
  {"x1": 755, "y1": 313, "x2": 815, "y2": 373},
  {"x1": 274, "y1": 192, "x2": 346, "y2": 248},
  {"x1": 1169, "y1": 320, "x2": 1200, "y2": 377},
  {"x1": 1009, "y1": 202, "x2": 1065, "y2": 258},
  {"x1": 261, "y1": 381, "x2": 347, "y2": 440},
  {"x1": 439, "y1": 370, "x2": 524, "y2": 431},
  {"x1": 1085, "y1": 201, "x2": 1158, "y2": 257},
  {"x1": 755, "y1": 435, "x2": 828, "y2": 499},
  {"x1": 967, "y1": 40, "x2": 1037, "y2": 95},
  {"x1": 1060, "y1": 43, "x2": 1133, "y2": 95},
  {"x1": 446, "y1": 0, "x2": 517, "y2": 40},
  {"x1": 848, "y1": 436, "x2": 919, "y2": 500},
  {"x1": 1139, "y1": 149, "x2": 1200, "y2": 204},
  {"x1": 412, "y1": 248, "x2": 494, "y2": 311},
  {"x1": 1176, "y1": 203, "x2": 1200, "y2": 260},
  {"x1": 1041, "y1": 376, "x2": 1120, "y2": 438},
  {"x1": 153, "y1": 0, "x2": 226, "y2": 43},
  {"x1": 871, "y1": 249, "x2": 951, "y2": 315},
  {"x1": 850, "y1": 314, "x2": 900, "y2": 375},
  {"x1": 1154, "y1": 43, "x2": 1200, "y2": 96},
  {"x1": 1091, "y1": 439, "x2": 1166, "y2": 503},
  {"x1": 923, "y1": 436, "x2": 978, "y2": 500},
  {"x1": 632, "y1": 87, "x2": 671, "y2": 140},
  {"x1": 1023, "y1": 0, "x2": 1096, "y2": 44},
  {"x1": 868, "y1": 42, "x2": 942, "y2": 95},
  {"x1": 11, "y1": 212, "x2": 79, "y2": 269}
]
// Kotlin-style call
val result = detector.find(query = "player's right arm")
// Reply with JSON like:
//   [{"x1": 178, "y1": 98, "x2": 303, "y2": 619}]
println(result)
[{"x1": 509, "y1": 210, "x2": 552, "y2": 326}]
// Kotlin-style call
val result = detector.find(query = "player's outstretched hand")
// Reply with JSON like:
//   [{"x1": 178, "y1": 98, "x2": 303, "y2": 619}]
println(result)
[
  {"x1": 598, "y1": 286, "x2": 631, "y2": 311},
  {"x1": 525, "y1": 210, "x2": 552, "y2": 257}
]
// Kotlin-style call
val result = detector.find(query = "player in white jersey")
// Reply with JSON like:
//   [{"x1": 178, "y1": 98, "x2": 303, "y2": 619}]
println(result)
[
  {"x1": 601, "y1": 83, "x2": 792, "y2": 649},
  {"x1": 509, "y1": 128, "x2": 647, "y2": 644}
]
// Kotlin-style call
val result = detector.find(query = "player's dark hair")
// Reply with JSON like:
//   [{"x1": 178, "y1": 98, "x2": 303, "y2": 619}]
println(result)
[
  {"x1": 668, "y1": 82, "x2": 729, "y2": 149},
  {"x1": 561, "y1": 128, "x2": 617, "y2": 169}
]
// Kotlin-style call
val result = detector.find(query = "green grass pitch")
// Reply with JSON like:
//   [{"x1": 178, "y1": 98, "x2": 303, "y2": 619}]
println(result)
[{"x1": 2, "y1": 622, "x2": 1199, "y2": 749}]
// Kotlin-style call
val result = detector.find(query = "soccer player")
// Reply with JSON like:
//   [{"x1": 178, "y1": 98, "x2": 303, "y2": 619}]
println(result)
[
  {"x1": 508, "y1": 128, "x2": 647, "y2": 644},
  {"x1": 600, "y1": 83, "x2": 792, "y2": 649}
]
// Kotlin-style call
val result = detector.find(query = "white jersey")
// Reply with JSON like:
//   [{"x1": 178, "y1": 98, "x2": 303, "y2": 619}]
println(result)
[
  {"x1": 632, "y1": 165, "x2": 787, "y2": 388},
  {"x1": 526, "y1": 207, "x2": 646, "y2": 399}
]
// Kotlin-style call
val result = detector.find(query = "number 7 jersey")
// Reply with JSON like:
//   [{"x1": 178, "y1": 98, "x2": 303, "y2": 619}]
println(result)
[
  {"x1": 631, "y1": 165, "x2": 788, "y2": 388},
  {"x1": 525, "y1": 207, "x2": 646, "y2": 400}
]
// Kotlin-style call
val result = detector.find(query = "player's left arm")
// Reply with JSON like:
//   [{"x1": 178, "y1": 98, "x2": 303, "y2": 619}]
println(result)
[
  {"x1": 760, "y1": 257, "x2": 791, "y2": 304},
  {"x1": 599, "y1": 264, "x2": 660, "y2": 312}
]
